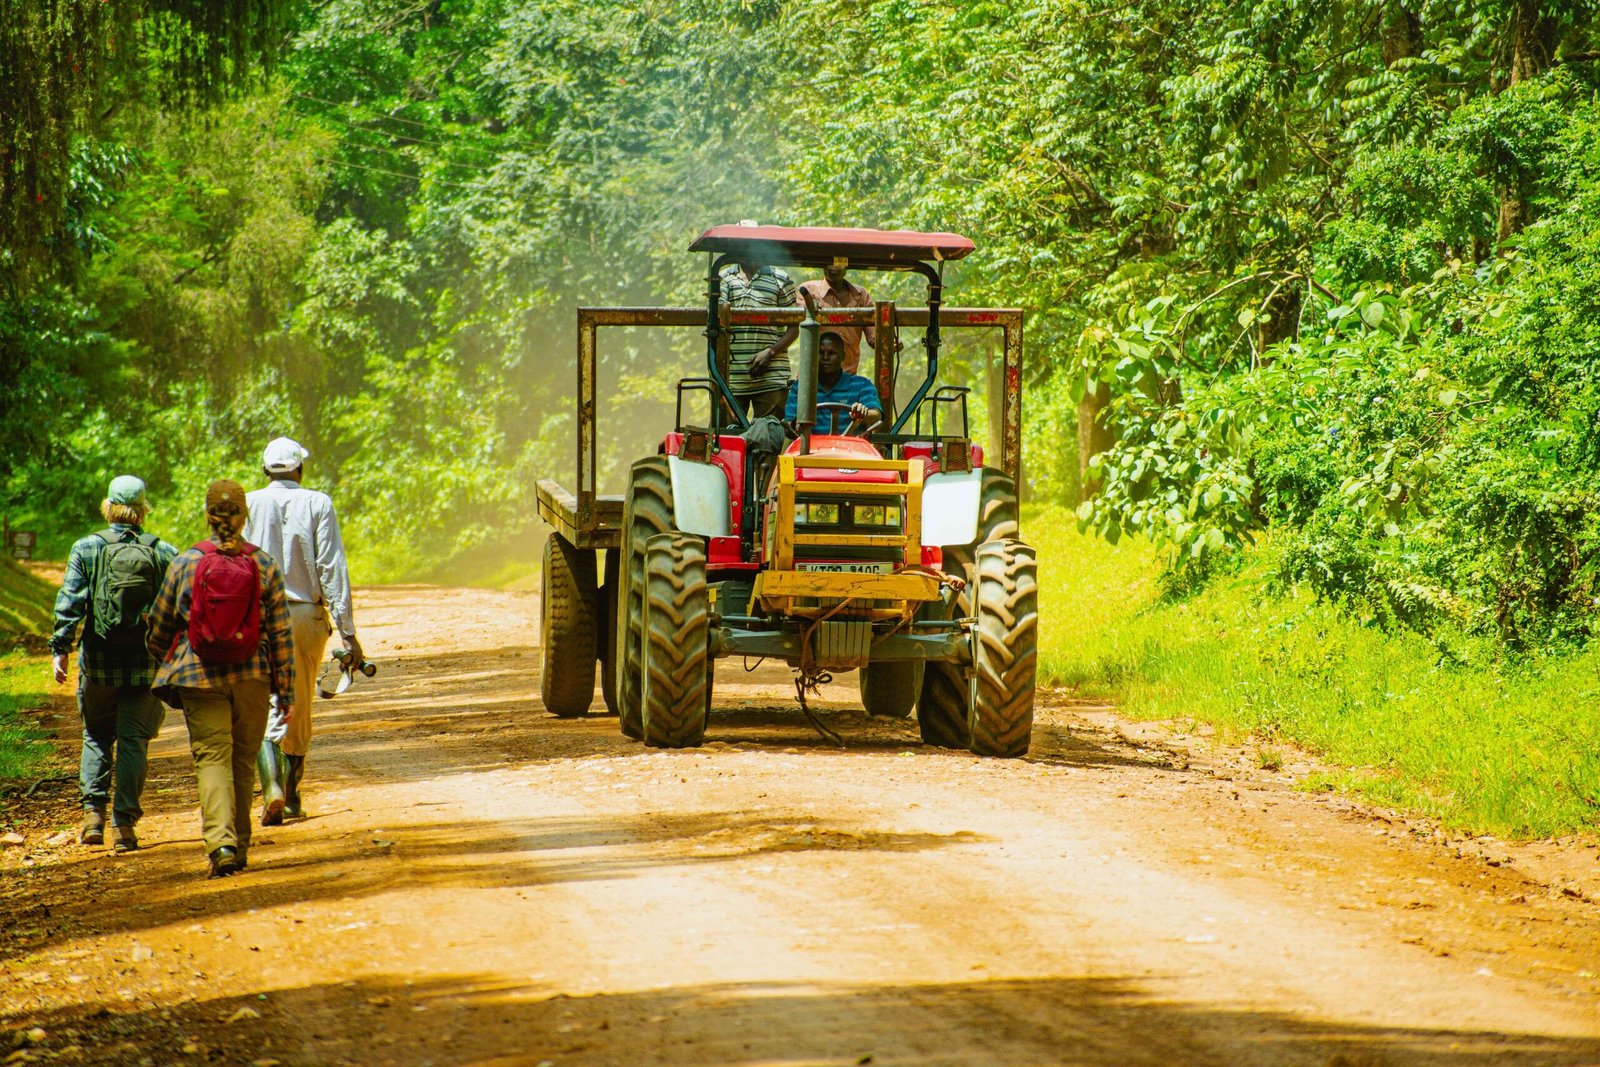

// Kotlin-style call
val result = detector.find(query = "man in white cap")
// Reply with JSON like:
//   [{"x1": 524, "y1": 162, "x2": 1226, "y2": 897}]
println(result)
[{"x1": 243, "y1": 437, "x2": 360, "y2": 824}]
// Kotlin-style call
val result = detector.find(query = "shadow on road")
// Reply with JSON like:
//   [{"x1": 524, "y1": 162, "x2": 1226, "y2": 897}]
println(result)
[
  {"x1": 9, "y1": 971, "x2": 1598, "y2": 1067},
  {"x1": 1, "y1": 810, "x2": 985, "y2": 964}
]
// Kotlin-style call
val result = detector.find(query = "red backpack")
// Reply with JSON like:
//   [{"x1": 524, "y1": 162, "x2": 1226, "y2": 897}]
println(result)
[{"x1": 188, "y1": 542, "x2": 262, "y2": 664}]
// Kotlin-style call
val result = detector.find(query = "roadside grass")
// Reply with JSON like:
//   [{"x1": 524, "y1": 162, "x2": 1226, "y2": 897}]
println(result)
[
  {"x1": 0, "y1": 651, "x2": 55, "y2": 782},
  {"x1": 1030, "y1": 504, "x2": 1600, "y2": 840},
  {"x1": 0, "y1": 560, "x2": 60, "y2": 783},
  {"x1": 415, "y1": 522, "x2": 546, "y2": 591},
  {"x1": 0, "y1": 558, "x2": 53, "y2": 644}
]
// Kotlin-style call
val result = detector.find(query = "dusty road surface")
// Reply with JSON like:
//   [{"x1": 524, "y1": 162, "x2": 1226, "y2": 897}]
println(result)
[{"x1": 3, "y1": 584, "x2": 1599, "y2": 1066}]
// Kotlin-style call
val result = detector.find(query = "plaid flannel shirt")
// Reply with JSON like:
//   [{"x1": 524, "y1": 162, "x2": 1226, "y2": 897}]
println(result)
[
  {"x1": 145, "y1": 545, "x2": 295, "y2": 706},
  {"x1": 50, "y1": 524, "x2": 179, "y2": 688}
]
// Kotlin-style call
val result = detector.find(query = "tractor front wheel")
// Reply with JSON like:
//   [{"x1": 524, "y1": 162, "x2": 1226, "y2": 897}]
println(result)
[
  {"x1": 967, "y1": 539, "x2": 1037, "y2": 758},
  {"x1": 640, "y1": 532, "x2": 710, "y2": 748},
  {"x1": 540, "y1": 533, "x2": 599, "y2": 716},
  {"x1": 616, "y1": 458, "x2": 674, "y2": 740},
  {"x1": 917, "y1": 467, "x2": 1019, "y2": 748}
]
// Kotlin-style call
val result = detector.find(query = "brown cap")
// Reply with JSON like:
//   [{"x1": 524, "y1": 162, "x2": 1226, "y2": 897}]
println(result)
[{"x1": 205, "y1": 479, "x2": 248, "y2": 519}]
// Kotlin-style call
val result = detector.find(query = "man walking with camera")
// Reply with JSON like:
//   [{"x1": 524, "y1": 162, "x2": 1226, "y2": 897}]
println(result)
[{"x1": 244, "y1": 437, "x2": 361, "y2": 825}]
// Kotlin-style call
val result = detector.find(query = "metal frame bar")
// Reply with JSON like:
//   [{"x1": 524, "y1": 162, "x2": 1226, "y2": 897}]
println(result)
[
  {"x1": 567, "y1": 305, "x2": 1023, "y2": 537},
  {"x1": 710, "y1": 626, "x2": 968, "y2": 663}
]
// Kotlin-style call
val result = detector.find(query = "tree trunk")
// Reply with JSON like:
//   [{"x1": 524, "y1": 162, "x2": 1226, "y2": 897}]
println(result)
[
  {"x1": 1257, "y1": 283, "x2": 1303, "y2": 358},
  {"x1": 1499, "y1": 0, "x2": 1558, "y2": 240},
  {"x1": 1077, "y1": 380, "x2": 1113, "y2": 499},
  {"x1": 1381, "y1": 3, "x2": 1422, "y2": 67}
]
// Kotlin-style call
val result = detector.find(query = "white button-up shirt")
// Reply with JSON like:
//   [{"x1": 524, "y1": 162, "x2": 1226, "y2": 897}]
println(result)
[{"x1": 243, "y1": 480, "x2": 355, "y2": 637}]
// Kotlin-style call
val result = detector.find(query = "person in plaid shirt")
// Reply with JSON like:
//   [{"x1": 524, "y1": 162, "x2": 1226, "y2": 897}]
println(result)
[
  {"x1": 145, "y1": 480, "x2": 295, "y2": 878},
  {"x1": 50, "y1": 475, "x2": 178, "y2": 852}
]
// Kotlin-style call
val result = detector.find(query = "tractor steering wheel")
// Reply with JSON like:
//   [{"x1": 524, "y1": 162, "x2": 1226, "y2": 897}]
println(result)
[{"x1": 814, "y1": 402, "x2": 871, "y2": 437}]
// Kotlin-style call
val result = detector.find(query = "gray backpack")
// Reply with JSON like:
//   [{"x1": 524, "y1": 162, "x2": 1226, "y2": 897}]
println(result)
[{"x1": 91, "y1": 530, "x2": 163, "y2": 643}]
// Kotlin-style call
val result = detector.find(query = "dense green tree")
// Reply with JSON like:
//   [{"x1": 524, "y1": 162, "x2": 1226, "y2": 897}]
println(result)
[
  {"x1": 0, "y1": 0, "x2": 295, "y2": 285},
  {"x1": 2, "y1": 0, "x2": 1596, "y2": 652}
]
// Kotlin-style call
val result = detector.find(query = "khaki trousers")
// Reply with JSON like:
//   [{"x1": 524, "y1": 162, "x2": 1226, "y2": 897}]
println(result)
[
  {"x1": 178, "y1": 680, "x2": 270, "y2": 855},
  {"x1": 265, "y1": 602, "x2": 331, "y2": 756}
]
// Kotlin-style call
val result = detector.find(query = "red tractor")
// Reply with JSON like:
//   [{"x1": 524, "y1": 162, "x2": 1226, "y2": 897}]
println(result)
[{"x1": 536, "y1": 226, "x2": 1035, "y2": 756}]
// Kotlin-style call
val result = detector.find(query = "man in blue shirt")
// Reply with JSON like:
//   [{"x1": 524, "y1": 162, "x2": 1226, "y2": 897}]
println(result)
[{"x1": 785, "y1": 331, "x2": 883, "y2": 433}]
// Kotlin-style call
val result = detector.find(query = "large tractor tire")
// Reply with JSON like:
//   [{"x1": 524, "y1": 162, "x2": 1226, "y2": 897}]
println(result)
[
  {"x1": 860, "y1": 660, "x2": 922, "y2": 718},
  {"x1": 918, "y1": 468, "x2": 1019, "y2": 748},
  {"x1": 616, "y1": 458, "x2": 674, "y2": 740},
  {"x1": 540, "y1": 533, "x2": 600, "y2": 716},
  {"x1": 599, "y1": 549, "x2": 619, "y2": 716},
  {"x1": 916, "y1": 645, "x2": 970, "y2": 747},
  {"x1": 640, "y1": 532, "x2": 710, "y2": 748},
  {"x1": 967, "y1": 539, "x2": 1037, "y2": 758}
]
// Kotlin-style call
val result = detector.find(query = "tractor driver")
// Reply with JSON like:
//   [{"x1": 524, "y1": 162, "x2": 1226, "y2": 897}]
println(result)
[{"x1": 785, "y1": 331, "x2": 883, "y2": 434}]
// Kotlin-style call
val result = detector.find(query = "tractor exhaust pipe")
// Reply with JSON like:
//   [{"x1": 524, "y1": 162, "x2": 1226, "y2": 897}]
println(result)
[{"x1": 794, "y1": 287, "x2": 821, "y2": 455}]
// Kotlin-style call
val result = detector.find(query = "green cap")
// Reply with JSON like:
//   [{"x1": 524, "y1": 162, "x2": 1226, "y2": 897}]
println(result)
[{"x1": 107, "y1": 475, "x2": 147, "y2": 507}]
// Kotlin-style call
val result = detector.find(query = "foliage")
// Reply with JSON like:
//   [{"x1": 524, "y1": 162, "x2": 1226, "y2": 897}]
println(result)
[
  {"x1": 1034, "y1": 511, "x2": 1600, "y2": 838},
  {"x1": 0, "y1": 0, "x2": 294, "y2": 285},
  {"x1": 2, "y1": 0, "x2": 1598, "y2": 664}
]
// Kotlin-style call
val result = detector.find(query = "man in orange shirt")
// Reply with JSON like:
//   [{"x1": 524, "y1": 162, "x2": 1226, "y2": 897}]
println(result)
[{"x1": 796, "y1": 266, "x2": 889, "y2": 375}]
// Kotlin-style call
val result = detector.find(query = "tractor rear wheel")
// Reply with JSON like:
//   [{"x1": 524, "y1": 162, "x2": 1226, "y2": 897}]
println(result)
[
  {"x1": 617, "y1": 458, "x2": 674, "y2": 740},
  {"x1": 640, "y1": 532, "x2": 710, "y2": 748},
  {"x1": 860, "y1": 660, "x2": 922, "y2": 718},
  {"x1": 540, "y1": 533, "x2": 599, "y2": 716},
  {"x1": 967, "y1": 539, "x2": 1037, "y2": 757},
  {"x1": 917, "y1": 467, "x2": 1018, "y2": 748},
  {"x1": 916, "y1": 638, "x2": 969, "y2": 747},
  {"x1": 599, "y1": 549, "x2": 619, "y2": 716}
]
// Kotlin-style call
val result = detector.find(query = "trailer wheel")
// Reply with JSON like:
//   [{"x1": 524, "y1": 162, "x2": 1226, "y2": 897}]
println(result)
[
  {"x1": 599, "y1": 549, "x2": 619, "y2": 716},
  {"x1": 967, "y1": 539, "x2": 1037, "y2": 758},
  {"x1": 617, "y1": 458, "x2": 674, "y2": 740},
  {"x1": 540, "y1": 534, "x2": 600, "y2": 716},
  {"x1": 860, "y1": 660, "x2": 922, "y2": 718},
  {"x1": 918, "y1": 467, "x2": 1018, "y2": 748},
  {"x1": 640, "y1": 532, "x2": 710, "y2": 748}
]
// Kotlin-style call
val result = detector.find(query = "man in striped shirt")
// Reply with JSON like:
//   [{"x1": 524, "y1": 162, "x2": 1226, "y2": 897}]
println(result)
[
  {"x1": 721, "y1": 256, "x2": 799, "y2": 419},
  {"x1": 50, "y1": 476, "x2": 178, "y2": 852}
]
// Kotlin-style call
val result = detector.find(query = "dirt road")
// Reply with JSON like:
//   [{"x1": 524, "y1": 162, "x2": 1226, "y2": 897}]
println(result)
[{"x1": 3, "y1": 584, "x2": 1599, "y2": 1066}]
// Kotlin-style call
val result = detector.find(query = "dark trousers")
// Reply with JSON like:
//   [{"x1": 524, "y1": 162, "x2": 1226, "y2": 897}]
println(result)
[
  {"x1": 78, "y1": 679, "x2": 165, "y2": 826},
  {"x1": 738, "y1": 388, "x2": 787, "y2": 421}
]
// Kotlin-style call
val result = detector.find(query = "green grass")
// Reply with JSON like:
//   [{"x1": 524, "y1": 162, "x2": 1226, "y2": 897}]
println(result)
[
  {"x1": 0, "y1": 560, "x2": 63, "y2": 782},
  {"x1": 1031, "y1": 504, "x2": 1600, "y2": 839},
  {"x1": 0, "y1": 557, "x2": 54, "y2": 646},
  {"x1": 0, "y1": 651, "x2": 56, "y2": 783}
]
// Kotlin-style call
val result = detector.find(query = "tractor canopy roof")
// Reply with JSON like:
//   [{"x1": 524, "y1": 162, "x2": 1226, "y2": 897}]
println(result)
[{"x1": 689, "y1": 225, "x2": 974, "y2": 271}]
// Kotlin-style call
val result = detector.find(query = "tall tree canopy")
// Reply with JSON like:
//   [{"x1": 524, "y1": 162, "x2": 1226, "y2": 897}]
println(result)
[
  {"x1": 2, "y1": 0, "x2": 1597, "y2": 652},
  {"x1": 0, "y1": 0, "x2": 294, "y2": 284}
]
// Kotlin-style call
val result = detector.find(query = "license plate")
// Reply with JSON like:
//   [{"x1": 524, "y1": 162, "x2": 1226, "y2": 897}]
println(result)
[{"x1": 796, "y1": 562, "x2": 893, "y2": 574}]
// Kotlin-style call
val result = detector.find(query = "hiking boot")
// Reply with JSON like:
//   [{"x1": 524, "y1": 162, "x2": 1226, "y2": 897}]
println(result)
[
  {"x1": 207, "y1": 846, "x2": 241, "y2": 879},
  {"x1": 112, "y1": 825, "x2": 139, "y2": 853},
  {"x1": 257, "y1": 740, "x2": 286, "y2": 826},
  {"x1": 283, "y1": 754, "x2": 306, "y2": 819},
  {"x1": 80, "y1": 808, "x2": 106, "y2": 846}
]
